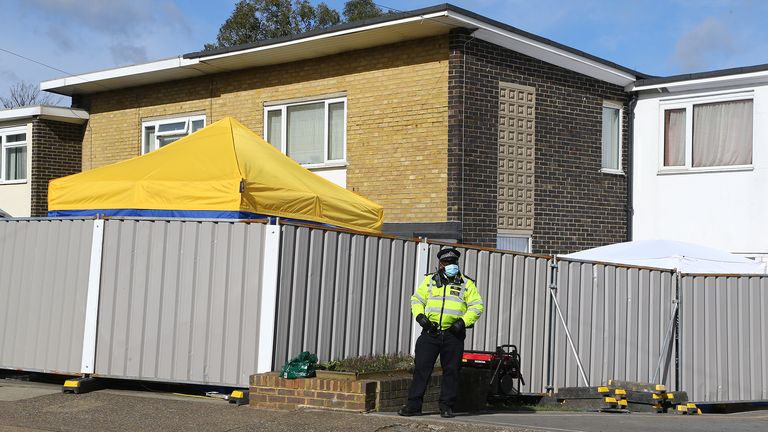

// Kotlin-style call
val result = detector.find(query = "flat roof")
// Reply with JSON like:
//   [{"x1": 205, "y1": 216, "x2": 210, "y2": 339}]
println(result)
[
  {"x1": 632, "y1": 63, "x2": 768, "y2": 92},
  {"x1": 0, "y1": 105, "x2": 89, "y2": 124},
  {"x1": 41, "y1": 3, "x2": 646, "y2": 96}
]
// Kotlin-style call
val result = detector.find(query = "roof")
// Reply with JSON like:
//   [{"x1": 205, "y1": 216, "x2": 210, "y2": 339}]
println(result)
[
  {"x1": 631, "y1": 62, "x2": 768, "y2": 92},
  {"x1": 41, "y1": 4, "x2": 646, "y2": 96},
  {"x1": 0, "y1": 105, "x2": 89, "y2": 124},
  {"x1": 47, "y1": 117, "x2": 384, "y2": 232}
]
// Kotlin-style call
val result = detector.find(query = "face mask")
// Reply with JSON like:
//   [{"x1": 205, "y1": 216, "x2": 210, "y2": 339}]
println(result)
[{"x1": 444, "y1": 264, "x2": 460, "y2": 277}]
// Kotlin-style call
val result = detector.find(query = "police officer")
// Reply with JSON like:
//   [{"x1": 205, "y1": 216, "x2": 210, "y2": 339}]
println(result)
[{"x1": 399, "y1": 247, "x2": 484, "y2": 418}]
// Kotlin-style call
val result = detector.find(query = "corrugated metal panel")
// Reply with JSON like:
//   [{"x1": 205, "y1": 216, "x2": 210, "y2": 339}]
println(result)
[
  {"x1": 0, "y1": 219, "x2": 93, "y2": 374},
  {"x1": 273, "y1": 226, "x2": 418, "y2": 368},
  {"x1": 94, "y1": 219, "x2": 265, "y2": 387},
  {"x1": 679, "y1": 275, "x2": 768, "y2": 402},
  {"x1": 554, "y1": 260, "x2": 676, "y2": 390},
  {"x1": 426, "y1": 245, "x2": 551, "y2": 393}
]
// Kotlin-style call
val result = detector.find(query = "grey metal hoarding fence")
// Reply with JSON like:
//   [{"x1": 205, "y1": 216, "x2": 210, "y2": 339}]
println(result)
[
  {"x1": 273, "y1": 224, "x2": 421, "y2": 369},
  {"x1": 1, "y1": 218, "x2": 767, "y2": 401},
  {"x1": 0, "y1": 219, "x2": 93, "y2": 375},
  {"x1": 94, "y1": 219, "x2": 269, "y2": 387},
  {"x1": 679, "y1": 274, "x2": 768, "y2": 402},
  {"x1": 553, "y1": 259, "x2": 678, "y2": 391}
]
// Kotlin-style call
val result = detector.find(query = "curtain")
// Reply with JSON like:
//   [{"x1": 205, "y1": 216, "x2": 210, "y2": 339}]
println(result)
[
  {"x1": 693, "y1": 99, "x2": 753, "y2": 167},
  {"x1": 287, "y1": 103, "x2": 324, "y2": 164},
  {"x1": 664, "y1": 109, "x2": 686, "y2": 166},
  {"x1": 601, "y1": 107, "x2": 620, "y2": 170},
  {"x1": 5, "y1": 146, "x2": 26, "y2": 180},
  {"x1": 328, "y1": 102, "x2": 344, "y2": 160},
  {"x1": 266, "y1": 110, "x2": 282, "y2": 150}
]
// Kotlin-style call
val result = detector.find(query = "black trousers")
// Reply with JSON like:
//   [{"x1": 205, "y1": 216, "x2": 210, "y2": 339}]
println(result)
[{"x1": 406, "y1": 329, "x2": 464, "y2": 411}]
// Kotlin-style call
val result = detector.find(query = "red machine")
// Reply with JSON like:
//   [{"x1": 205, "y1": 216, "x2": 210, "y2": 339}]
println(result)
[{"x1": 462, "y1": 344, "x2": 525, "y2": 399}]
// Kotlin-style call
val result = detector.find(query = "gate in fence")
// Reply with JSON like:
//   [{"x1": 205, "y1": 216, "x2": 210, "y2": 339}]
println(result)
[{"x1": 0, "y1": 218, "x2": 765, "y2": 401}]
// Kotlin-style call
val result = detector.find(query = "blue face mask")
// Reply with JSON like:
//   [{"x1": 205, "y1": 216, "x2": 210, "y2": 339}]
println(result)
[{"x1": 444, "y1": 264, "x2": 460, "y2": 277}]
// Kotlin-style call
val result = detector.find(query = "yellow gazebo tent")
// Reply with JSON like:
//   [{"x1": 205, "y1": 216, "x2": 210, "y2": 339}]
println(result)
[{"x1": 48, "y1": 117, "x2": 383, "y2": 233}]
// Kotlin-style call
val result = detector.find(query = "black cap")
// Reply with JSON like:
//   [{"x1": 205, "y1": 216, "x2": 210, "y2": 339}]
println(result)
[{"x1": 437, "y1": 247, "x2": 460, "y2": 262}]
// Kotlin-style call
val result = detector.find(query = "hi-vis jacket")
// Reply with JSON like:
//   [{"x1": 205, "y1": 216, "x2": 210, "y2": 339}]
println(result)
[{"x1": 411, "y1": 273, "x2": 484, "y2": 330}]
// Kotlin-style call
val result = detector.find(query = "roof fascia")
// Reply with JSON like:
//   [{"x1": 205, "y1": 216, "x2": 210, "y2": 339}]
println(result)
[
  {"x1": 446, "y1": 10, "x2": 637, "y2": 86},
  {"x1": 631, "y1": 70, "x2": 768, "y2": 92},
  {"x1": 0, "y1": 106, "x2": 89, "y2": 124},
  {"x1": 196, "y1": 11, "x2": 451, "y2": 62}
]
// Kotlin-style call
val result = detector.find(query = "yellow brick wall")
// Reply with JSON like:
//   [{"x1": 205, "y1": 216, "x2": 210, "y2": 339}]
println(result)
[{"x1": 81, "y1": 36, "x2": 448, "y2": 223}]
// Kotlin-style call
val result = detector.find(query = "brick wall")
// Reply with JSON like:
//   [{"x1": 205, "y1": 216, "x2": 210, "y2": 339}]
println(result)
[
  {"x1": 448, "y1": 29, "x2": 629, "y2": 253},
  {"x1": 30, "y1": 119, "x2": 85, "y2": 217},
  {"x1": 250, "y1": 372, "x2": 441, "y2": 412},
  {"x1": 77, "y1": 37, "x2": 450, "y2": 224}
]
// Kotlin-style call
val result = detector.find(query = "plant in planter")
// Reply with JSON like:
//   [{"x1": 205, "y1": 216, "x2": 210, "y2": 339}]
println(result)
[{"x1": 316, "y1": 353, "x2": 415, "y2": 380}]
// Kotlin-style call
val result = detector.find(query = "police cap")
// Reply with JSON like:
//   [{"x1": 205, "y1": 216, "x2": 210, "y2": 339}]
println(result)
[{"x1": 437, "y1": 247, "x2": 460, "y2": 262}]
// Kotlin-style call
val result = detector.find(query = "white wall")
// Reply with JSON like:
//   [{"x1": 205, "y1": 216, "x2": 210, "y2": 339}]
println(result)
[
  {"x1": 0, "y1": 122, "x2": 32, "y2": 217},
  {"x1": 309, "y1": 166, "x2": 346, "y2": 188},
  {"x1": 633, "y1": 82, "x2": 768, "y2": 256}
]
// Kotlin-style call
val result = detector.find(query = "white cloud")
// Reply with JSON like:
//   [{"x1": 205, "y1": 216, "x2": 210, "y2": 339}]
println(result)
[{"x1": 672, "y1": 17, "x2": 736, "y2": 71}]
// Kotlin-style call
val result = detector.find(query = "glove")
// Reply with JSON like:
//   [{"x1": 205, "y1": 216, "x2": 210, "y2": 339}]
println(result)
[
  {"x1": 416, "y1": 314, "x2": 437, "y2": 334},
  {"x1": 448, "y1": 318, "x2": 465, "y2": 336}
]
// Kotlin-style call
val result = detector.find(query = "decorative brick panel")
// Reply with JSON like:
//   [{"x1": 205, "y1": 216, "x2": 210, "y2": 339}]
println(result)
[
  {"x1": 448, "y1": 29, "x2": 629, "y2": 253},
  {"x1": 30, "y1": 119, "x2": 85, "y2": 217}
]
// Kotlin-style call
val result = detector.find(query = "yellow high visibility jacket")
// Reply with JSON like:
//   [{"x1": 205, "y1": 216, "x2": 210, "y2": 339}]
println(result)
[{"x1": 411, "y1": 273, "x2": 484, "y2": 330}]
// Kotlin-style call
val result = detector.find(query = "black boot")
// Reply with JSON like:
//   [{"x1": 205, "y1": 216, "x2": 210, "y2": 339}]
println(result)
[
  {"x1": 398, "y1": 406, "x2": 422, "y2": 417},
  {"x1": 440, "y1": 407, "x2": 454, "y2": 418}
]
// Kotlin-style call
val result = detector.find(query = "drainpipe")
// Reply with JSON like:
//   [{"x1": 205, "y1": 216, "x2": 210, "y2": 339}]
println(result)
[{"x1": 626, "y1": 92, "x2": 639, "y2": 241}]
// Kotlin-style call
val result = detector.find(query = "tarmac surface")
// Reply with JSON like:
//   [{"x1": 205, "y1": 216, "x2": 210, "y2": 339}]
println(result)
[{"x1": 0, "y1": 378, "x2": 765, "y2": 432}]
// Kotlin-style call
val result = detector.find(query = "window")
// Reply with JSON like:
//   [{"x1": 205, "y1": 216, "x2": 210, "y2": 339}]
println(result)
[
  {"x1": 661, "y1": 95, "x2": 753, "y2": 171},
  {"x1": 0, "y1": 127, "x2": 27, "y2": 183},
  {"x1": 601, "y1": 101, "x2": 623, "y2": 173},
  {"x1": 142, "y1": 114, "x2": 205, "y2": 154},
  {"x1": 497, "y1": 234, "x2": 531, "y2": 253},
  {"x1": 265, "y1": 97, "x2": 346, "y2": 166}
]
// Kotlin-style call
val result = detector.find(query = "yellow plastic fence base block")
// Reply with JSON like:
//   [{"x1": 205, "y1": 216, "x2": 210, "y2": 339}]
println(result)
[
  {"x1": 666, "y1": 392, "x2": 675, "y2": 400},
  {"x1": 228, "y1": 389, "x2": 249, "y2": 406},
  {"x1": 605, "y1": 397, "x2": 618, "y2": 404},
  {"x1": 63, "y1": 380, "x2": 79, "y2": 389},
  {"x1": 614, "y1": 388, "x2": 627, "y2": 396},
  {"x1": 655, "y1": 384, "x2": 666, "y2": 392},
  {"x1": 597, "y1": 386, "x2": 610, "y2": 393},
  {"x1": 652, "y1": 393, "x2": 662, "y2": 399},
  {"x1": 618, "y1": 399, "x2": 628, "y2": 407},
  {"x1": 686, "y1": 403, "x2": 697, "y2": 409}
]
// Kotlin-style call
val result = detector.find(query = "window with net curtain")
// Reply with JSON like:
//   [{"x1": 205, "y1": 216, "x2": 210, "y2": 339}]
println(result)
[
  {"x1": 664, "y1": 99, "x2": 753, "y2": 168},
  {"x1": 266, "y1": 99, "x2": 345, "y2": 165},
  {"x1": 601, "y1": 104, "x2": 621, "y2": 171},
  {"x1": 1, "y1": 130, "x2": 27, "y2": 182}
]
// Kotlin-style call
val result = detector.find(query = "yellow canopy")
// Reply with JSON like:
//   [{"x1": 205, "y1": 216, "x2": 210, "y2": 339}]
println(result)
[{"x1": 48, "y1": 117, "x2": 384, "y2": 233}]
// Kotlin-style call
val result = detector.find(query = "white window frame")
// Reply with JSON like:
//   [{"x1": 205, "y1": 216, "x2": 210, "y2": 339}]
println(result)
[
  {"x1": 658, "y1": 91, "x2": 754, "y2": 174},
  {"x1": 141, "y1": 114, "x2": 206, "y2": 154},
  {"x1": 0, "y1": 126, "x2": 28, "y2": 184},
  {"x1": 601, "y1": 100, "x2": 624, "y2": 175},
  {"x1": 496, "y1": 233, "x2": 532, "y2": 253},
  {"x1": 264, "y1": 97, "x2": 347, "y2": 169}
]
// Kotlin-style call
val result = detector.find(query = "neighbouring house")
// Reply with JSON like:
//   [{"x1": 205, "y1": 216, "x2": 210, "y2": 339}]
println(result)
[
  {"x1": 0, "y1": 106, "x2": 88, "y2": 217},
  {"x1": 631, "y1": 65, "x2": 768, "y2": 263},
  {"x1": 40, "y1": 4, "x2": 648, "y2": 254}
]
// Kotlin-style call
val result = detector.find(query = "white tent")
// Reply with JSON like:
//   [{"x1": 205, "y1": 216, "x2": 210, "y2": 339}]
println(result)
[{"x1": 562, "y1": 240, "x2": 767, "y2": 275}]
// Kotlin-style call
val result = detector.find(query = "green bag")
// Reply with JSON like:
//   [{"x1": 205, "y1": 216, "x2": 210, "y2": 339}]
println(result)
[{"x1": 280, "y1": 351, "x2": 318, "y2": 379}]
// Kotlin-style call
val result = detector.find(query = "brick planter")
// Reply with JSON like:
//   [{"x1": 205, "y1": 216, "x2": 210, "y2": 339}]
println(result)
[{"x1": 250, "y1": 372, "x2": 442, "y2": 412}]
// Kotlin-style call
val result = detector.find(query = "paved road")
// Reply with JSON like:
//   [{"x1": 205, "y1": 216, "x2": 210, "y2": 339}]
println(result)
[{"x1": 1, "y1": 378, "x2": 765, "y2": 432}]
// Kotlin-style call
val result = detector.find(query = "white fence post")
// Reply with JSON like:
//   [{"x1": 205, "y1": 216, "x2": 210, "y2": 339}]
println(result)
[
  {"x1": 80, "y1": 218, "x2": 105, "y2": 374},
  {"x1": 257, "y1": 224, "x2": 281, "y2": 373},
  {"x1": 410, "y1": 240, "x2": 430, "y2": 354}
]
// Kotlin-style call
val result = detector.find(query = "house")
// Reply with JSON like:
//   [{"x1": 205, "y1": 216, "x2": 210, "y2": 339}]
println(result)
[
  {"x1": 0, "y1": 106, "x2": 87, "y2": 217},
  {"x1": 40, "y1": 4, "x2": 648, "y2": 254},
  {"x1": 631, "y1": 64, "x2": 768, "y2": 263}
]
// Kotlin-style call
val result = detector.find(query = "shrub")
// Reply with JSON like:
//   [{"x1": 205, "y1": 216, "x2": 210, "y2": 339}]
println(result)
[{"x1": 320, "y1": 353, "x2": 414, "y2": 373}]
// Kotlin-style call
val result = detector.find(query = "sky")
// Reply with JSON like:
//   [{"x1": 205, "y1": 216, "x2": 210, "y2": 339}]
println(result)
[{"x1": 1, "y1": 0, "x2": 767, "y2": 105}]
